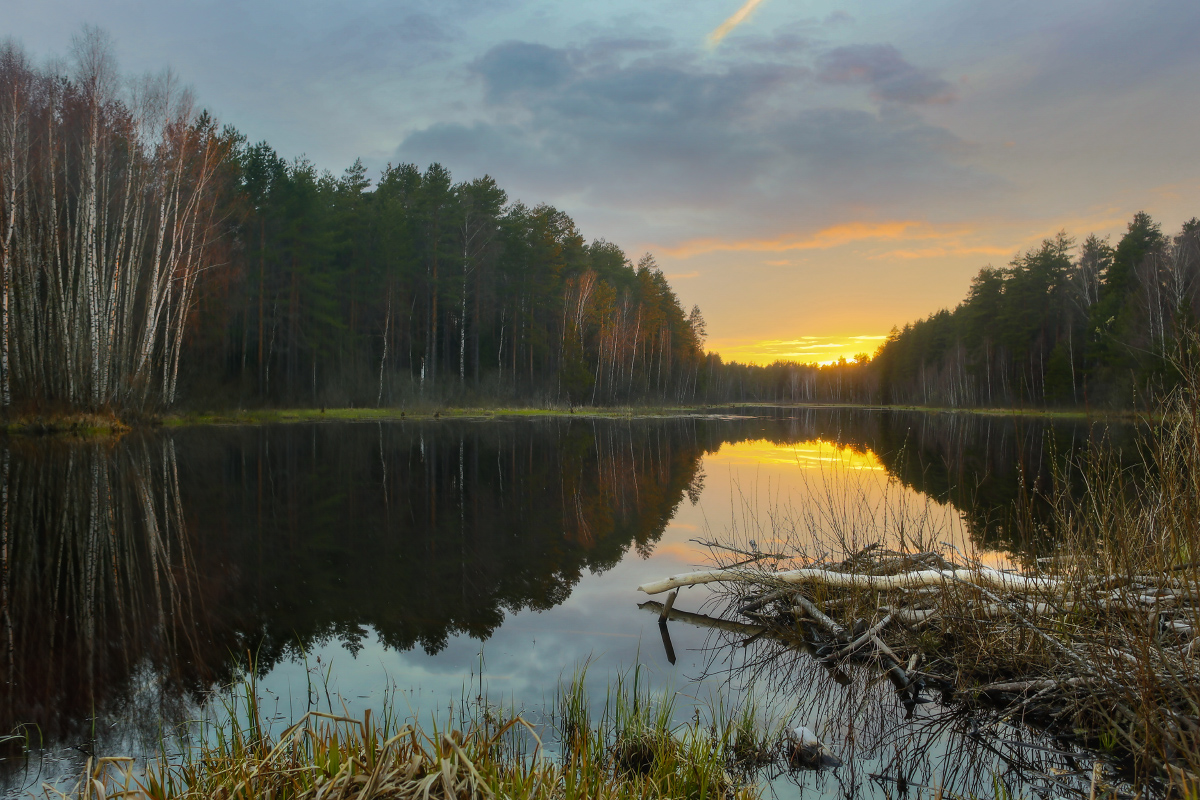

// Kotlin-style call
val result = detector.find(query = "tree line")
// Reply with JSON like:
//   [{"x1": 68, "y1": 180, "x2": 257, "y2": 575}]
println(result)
[
  {"x1": 0, "y1": 30, "x2": 228, "y2": 412},
  {"x1": 193, "y1": 151, "x2": 707, "y2": 407},
  {"x1": 700, "y1": 211, "x2": 1200, "y2": 409},
  {"x1": 5, "y1": 30, "x2": 1195, "y2": 413},
  {"x1": 0, "y1": 29, "x2": 710, "y2": 413},
  {"x1": 873, "y1": 212, "x2": 1200, "y2": 408}
]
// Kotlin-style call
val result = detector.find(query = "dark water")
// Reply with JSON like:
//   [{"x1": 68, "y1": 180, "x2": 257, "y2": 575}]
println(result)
[{"x1": 0, "y1": 408, "x2": 1139, "y2": 797}]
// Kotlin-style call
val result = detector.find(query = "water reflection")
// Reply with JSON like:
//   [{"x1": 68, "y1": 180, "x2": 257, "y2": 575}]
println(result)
[
  {"x1": 0, "y1": 437, "x2": 213, "y2": 762},
  {"x1": 172, "y1": 418, "x2": 704, "y2": 661},
  {"x1": 671, "y1": 601, "x2": 1109, "y2": 800},
  {"x1": 0, "y1": 409, "x2": 1135, "y2": 794}
]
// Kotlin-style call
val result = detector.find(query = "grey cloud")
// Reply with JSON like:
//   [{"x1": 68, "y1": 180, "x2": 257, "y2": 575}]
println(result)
[
  {"x1": 474, "y1": 41, "x2": 573, "y2": 101},
  {"x1": 573, "y1": 36, "x2": 675, "y2": 64},
  {"x1": 817, "y1": 44, "x2": 956, "y2": 105},
  {"x1": 399, "y1": 37, "x2": 991, "y2": 244}
]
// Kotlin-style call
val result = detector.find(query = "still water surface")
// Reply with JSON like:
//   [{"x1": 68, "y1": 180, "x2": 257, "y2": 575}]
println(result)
[{"x1": 0, "y1": 408, "x2": 1134, "y2": 797}]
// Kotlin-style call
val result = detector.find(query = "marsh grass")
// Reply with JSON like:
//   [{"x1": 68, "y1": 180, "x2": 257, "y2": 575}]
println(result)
[
  {"x1": 552, "y1": 662, "x2": 785, "y2": 795},
  {"x1": 48, "y1": 664, "x2": 781, "y2": 799}
]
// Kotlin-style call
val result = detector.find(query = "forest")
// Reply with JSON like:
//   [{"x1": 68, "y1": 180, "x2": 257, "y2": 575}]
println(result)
[
  {"x1": 2, "y1": 30, "x2": 1197, "y2": 414},
  {"x1": 871, "y1": 213, "x2": 1200, "y2": 408},
  {"x1": 0, "y1": 31, "x2": 713, "y2": 413}
]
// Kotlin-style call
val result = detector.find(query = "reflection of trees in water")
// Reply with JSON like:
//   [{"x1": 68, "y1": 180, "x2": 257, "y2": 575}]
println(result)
[
  {"x1": 1, "y1": 418, "x2": 708, "y2": 758},
  {"x1": 721, "y1": 407, "x2": 1137, "y2": 554},
  {"x1": 172, "y1": 418, "x2": 705, "y2": 662},
  {"x1": 0, "y1": 411, "x2": 1140, "y2": 769},
  {"x1": 0, "y1": 436, "x2": 214, "y2": 762}
]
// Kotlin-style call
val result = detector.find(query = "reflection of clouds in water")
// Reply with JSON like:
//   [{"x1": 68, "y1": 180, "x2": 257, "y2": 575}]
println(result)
[
  {"x1": 225, "y1": 424, "x2": 1022, "y2": 743},
  {"x1": 209, "y1": 416, "x2": 1094, "y2": 798},
  {"x1": 255, "y1": 556, "x2": 721, "y2": 731}
]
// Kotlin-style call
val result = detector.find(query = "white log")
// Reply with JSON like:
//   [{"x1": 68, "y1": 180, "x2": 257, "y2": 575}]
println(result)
[{"x1": 637, "y1": 566, "x2": 1068, "y2": 596}]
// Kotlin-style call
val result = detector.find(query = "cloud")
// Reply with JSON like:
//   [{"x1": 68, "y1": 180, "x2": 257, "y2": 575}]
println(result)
[
  {"x1": 869, "y1": 245, "x2": 1010, "y2": 260},
  {"x1": 709, "y1": 334, "x2": 887, "y2": 365},
  {"x1": 659, "y1": 220, "x2": 957, "y2": 258},
  {"x1": 816, "y1": 44, "x2": 956, "y2": 104},
  {"x1": 398, "y1": 36, "x2": 988, "y2": 249},
  {"x1": 474, "y1": 41, "x2": 572, "y2": 101}
]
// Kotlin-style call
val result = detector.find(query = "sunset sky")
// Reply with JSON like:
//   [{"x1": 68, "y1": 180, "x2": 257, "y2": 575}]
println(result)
[{"x1": 6, "y1": 0, "x2": 1199, "y2": 364}]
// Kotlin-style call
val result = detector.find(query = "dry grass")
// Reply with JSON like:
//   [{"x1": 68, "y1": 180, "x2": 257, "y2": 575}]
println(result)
[
  {"x1": 639, "y1": 342, "x2": 1200, "y2": 796},
  {"x1": 45, "y1": 669, "x2": 770, "y2": 800},
  {"x1": 2, "y1": 409, "x2": 129, "y2": 436}
]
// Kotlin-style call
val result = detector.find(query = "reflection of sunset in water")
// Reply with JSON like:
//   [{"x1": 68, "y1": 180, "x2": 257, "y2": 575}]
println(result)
[
  {"x1": 705, "y1": 439, "x2": 885, "y2": 471},
  {"x1": 664, "y1": 434, "x2": 991, "y2": 570}
]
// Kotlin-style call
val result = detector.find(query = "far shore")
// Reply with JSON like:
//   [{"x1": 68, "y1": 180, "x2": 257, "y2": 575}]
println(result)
[
  {"x1": 0, "y1": 401, "x2": 1147, "y2": 436},
  {"x1": 165, "y1": 401, "x2": 1147, "y2": 427}
]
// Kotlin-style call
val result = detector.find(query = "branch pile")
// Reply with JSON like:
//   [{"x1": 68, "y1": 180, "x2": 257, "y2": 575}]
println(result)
[{"x1": 638, "y1": 545, "x2": 1200, "y2": 788}]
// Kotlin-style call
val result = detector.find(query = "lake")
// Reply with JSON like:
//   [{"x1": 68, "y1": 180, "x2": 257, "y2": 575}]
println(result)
[{"x1": 0, "y1": 407, "x2": 1136, "y2": 797}]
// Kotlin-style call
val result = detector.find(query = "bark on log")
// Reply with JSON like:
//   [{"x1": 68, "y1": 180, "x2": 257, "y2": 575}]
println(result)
[{"x1": 793, "y1": 596, "x2": 849, "y2": 642}]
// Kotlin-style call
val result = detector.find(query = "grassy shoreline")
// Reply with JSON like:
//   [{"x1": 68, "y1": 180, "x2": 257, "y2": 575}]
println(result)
[
  {"x1": 160, "y1": 401, "x2": 1145, "y2": 428},
  {"x1": 0, "y1": 410, "x2": 131, "y2": 436},
  {"x1": 0, "y1": 400, "x2": 1145, "y2": 438}
]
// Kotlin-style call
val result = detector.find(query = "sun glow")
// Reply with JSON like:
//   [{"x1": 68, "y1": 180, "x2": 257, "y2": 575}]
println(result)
[
  {"x1": 708, "y1": 335, "x2": 889, "y2": 366},
  {"x1": 705, "y1": 439, "x2": 885, "y2": 471}
]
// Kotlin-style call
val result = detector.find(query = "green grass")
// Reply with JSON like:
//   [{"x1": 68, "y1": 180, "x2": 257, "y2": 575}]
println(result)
[
  {"x1": 57, "y1": 666, "x2": 778, "y2": 799},
  {"x1": 0, "y1": 396, "x2": 1151, "y2": 435},
  {"x1": 161, "y1": 404, "x2": 716, "y2": 427},
  {"x1": 3, "y1": 399, "x2": 1144, "y2": 434},
  {"x1": 160, "y1": 399, "x2": 1148, "y2": 429}
]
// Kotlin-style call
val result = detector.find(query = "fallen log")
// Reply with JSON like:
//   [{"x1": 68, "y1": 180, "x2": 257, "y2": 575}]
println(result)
[
  {"x1": 975, "y1": 677, "x2": 1096, "y2": 694},
  {"x1": 637, "y1": 565, "x2": 1069, "y2": 596},
  {"x1": 880, "y1": 605, "x2": 938, "y2": 624}
]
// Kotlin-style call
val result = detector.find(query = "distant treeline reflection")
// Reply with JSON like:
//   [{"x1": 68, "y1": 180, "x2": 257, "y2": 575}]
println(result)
[{"x1": 0, "y1": 411, "x2": 1135, "y2": 761}]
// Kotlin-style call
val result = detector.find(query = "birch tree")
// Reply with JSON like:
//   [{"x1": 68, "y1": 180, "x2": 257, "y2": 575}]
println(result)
[{"x1": 0, "y1": 28, "x2": 227, "y2": 412}]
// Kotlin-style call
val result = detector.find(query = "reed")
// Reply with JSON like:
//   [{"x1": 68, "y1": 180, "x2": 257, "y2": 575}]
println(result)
[{"x1": 47, "y1": 666, "x2": 776, "y2": 799}]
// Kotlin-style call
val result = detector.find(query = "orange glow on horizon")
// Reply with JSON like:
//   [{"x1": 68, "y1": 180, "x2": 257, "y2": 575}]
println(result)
[{"x1": 707, "y1": 334, "x2": 889, "y2": 366}]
